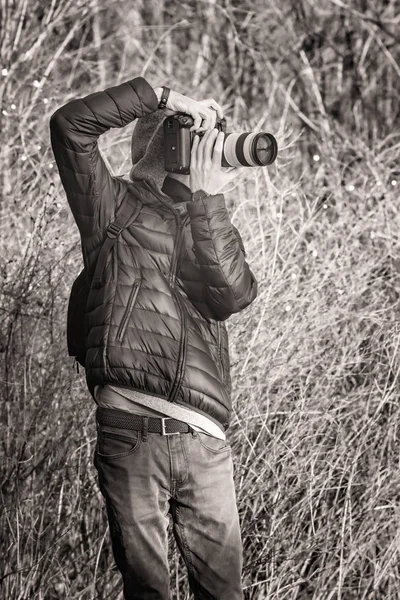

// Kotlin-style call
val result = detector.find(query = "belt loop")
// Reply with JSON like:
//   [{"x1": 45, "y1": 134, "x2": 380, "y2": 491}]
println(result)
[{"x1": 141, "y1": 416, "x2": 148, "y2": 441}]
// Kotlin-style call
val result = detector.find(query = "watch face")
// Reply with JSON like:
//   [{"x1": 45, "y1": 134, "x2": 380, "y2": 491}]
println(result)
[{"x1": 192, "y1": 189, "x2": 207, "y2": 201}]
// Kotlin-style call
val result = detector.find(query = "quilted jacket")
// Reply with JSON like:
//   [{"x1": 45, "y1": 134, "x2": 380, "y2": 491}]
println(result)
[{"x1": 49, "y1": 76, "x2": 258, "y2": 432}]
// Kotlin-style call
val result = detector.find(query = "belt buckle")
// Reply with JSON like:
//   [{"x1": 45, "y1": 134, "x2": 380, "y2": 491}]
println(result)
[{"x1": 160, "y1": 417, "x2": 180, "y2": 436}]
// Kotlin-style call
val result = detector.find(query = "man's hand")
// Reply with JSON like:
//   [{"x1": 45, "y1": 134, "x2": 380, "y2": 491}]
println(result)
[
  {"x1": 190, "y1": 129, "x2": 246, "y2": 195},
  {"x1": 154, "y1": 87, "x2": 223, "y2": 132}
]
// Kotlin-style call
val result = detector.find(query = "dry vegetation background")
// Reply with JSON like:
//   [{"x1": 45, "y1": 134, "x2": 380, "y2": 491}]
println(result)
[{"x1": 1, "y1": 0, "x2": 400, "y2": 598}]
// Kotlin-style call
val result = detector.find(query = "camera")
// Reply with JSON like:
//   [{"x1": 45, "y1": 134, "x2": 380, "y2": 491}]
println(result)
[{"x1": 164, "y1": 113, "x2": 278, "y2": 174}]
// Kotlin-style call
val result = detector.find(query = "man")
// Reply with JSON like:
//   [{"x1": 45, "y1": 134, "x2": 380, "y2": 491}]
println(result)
[{"x1": 50, "y1": 76, "x2": 258, "y2": 600}]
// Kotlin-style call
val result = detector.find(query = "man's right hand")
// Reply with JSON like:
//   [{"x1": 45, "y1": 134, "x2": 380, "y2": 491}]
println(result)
[
  {"x1": 190, "y1": 128, "x2": 246, "y2": 195},
  {"x1": 154, "y1": 87, "x2": 223, "y2": 132}
]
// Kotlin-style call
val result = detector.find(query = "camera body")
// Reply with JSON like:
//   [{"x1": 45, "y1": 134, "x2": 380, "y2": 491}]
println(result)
[
  {"x1": 163, "y1": 113, "x2": 278, "y2": 174},
  {"x1": 164, "y1": 113, "x2": 227, "y2": 174}
]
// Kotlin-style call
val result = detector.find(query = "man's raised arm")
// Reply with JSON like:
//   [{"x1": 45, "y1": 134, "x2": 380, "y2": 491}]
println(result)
[
  {"x1": 186, "y1": 128, "x2": 258, "y2": 321},
  {"x1": 49, "y1": 77, "x2": 159, "y2": 237}
]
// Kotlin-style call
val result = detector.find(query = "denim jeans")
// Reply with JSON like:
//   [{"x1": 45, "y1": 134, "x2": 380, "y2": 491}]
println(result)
[{"x1": 93, "y1": 411, "x2": 244, "y2": 600}]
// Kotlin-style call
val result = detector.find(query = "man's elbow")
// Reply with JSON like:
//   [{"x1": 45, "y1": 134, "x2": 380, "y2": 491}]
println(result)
[
  {"x1": 49, "y1": 96, "x2": 80, "y2": 134},
  {"x1": 49, "y1": 108, "x2": 67, "y2": 138},
  {"x1": 49, "y1": 109, "x2": 59, "y2": 129},
  {"x1": 237, "y1": 270, "x2": 258, "y2": 314},
  {"x1": 208, "y1": 270, "x2": 258, "y2": 321}
]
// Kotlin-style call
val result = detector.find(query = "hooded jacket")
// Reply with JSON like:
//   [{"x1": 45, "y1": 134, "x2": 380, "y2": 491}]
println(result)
[{"x1": 49, "y1": 76, "x2": 258, "y2": 432}]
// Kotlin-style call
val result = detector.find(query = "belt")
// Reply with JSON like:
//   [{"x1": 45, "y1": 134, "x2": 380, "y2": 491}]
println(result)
[{"x1": 96, "y1": 406, "x2": 194, "y2": 436}]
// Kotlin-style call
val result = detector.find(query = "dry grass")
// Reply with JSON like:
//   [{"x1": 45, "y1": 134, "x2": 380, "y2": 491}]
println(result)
[{"x1": 1, "y1": 0, "x2": 400, "y2": 598}]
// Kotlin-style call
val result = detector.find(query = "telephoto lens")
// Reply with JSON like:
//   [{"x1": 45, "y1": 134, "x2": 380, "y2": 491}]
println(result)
[{"x1": 221, "y1": 132, "x2": 278, "y2": 167}]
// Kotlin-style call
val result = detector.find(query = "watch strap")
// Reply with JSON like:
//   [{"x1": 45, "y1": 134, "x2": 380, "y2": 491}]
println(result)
[{"x1": 158, "y1": 86, "x2": 170, "y2": 110}]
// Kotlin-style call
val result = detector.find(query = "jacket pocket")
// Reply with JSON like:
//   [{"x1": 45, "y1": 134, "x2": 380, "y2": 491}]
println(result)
[
  {"x1": 217, "y1": 320, "x2": 232, "y2": 395},
  {"x1": 216, "y1": 320, "x2": 225, "y2": 382},
  {"x1": 116, "y1": 278, "x2": 141, "y2": 343}
]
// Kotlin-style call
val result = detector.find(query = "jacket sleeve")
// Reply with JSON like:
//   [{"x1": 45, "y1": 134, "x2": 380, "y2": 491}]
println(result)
[
  {"x1": 186, "y1": 194, "x2": 258, "y2": 321},
  {"x1": 49, "y1": 77, "x2": 158, "y2": 238}
]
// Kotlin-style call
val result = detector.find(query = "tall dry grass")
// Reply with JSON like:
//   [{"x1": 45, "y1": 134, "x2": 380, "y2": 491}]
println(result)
[{"x1": 1, "y1": 0, "x2": 400, "y2": 598}]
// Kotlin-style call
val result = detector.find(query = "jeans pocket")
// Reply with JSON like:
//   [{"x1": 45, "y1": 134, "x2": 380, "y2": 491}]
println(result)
[
  {"x1": 96, "y1": 424, "x2": 142, "y2": 460},
  {"x1": 197, "y1": 432, "x2": 231, "y2": 454}
]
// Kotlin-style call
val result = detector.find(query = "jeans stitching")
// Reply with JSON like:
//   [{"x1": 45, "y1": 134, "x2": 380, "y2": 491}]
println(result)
[{"x1": 176, "y1": 506, "x2": 200, "y2": 599}]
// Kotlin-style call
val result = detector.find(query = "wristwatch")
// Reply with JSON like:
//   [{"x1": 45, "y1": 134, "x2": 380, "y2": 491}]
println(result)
[
  {"x1": 191, "y1": 189, "x2": 210, "y2": 202},
  {"x1": 158, "y1": 86, "x2": 170, "y2": 110}
]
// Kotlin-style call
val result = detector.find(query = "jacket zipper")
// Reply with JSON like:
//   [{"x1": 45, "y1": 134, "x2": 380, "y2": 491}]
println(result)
[
  {"x1": 167, "y1": 214, "x2": 190, "y2": 401},
  {"x1": 170, "y1": 214, "x2": 190, "y2": 287},
  {"x1": 167, "y1": 289, "x2": 189, "y2": 401},
  {"x1": 141, "y1": 181, "x2": 190, "y2": 402},
  {"x1": 116, "y1": 279, "x2": 141, "y2": 342}
]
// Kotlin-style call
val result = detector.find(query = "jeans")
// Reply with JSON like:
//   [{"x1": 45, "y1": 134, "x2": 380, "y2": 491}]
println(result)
[{"x1": 93, "y1": 411, "x2": 244, "y2": 600}]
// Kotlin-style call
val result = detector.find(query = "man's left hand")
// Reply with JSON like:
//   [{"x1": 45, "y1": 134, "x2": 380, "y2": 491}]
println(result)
[{"x1": 190, "y1": 129, "x2": 246, "y2": 195}]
